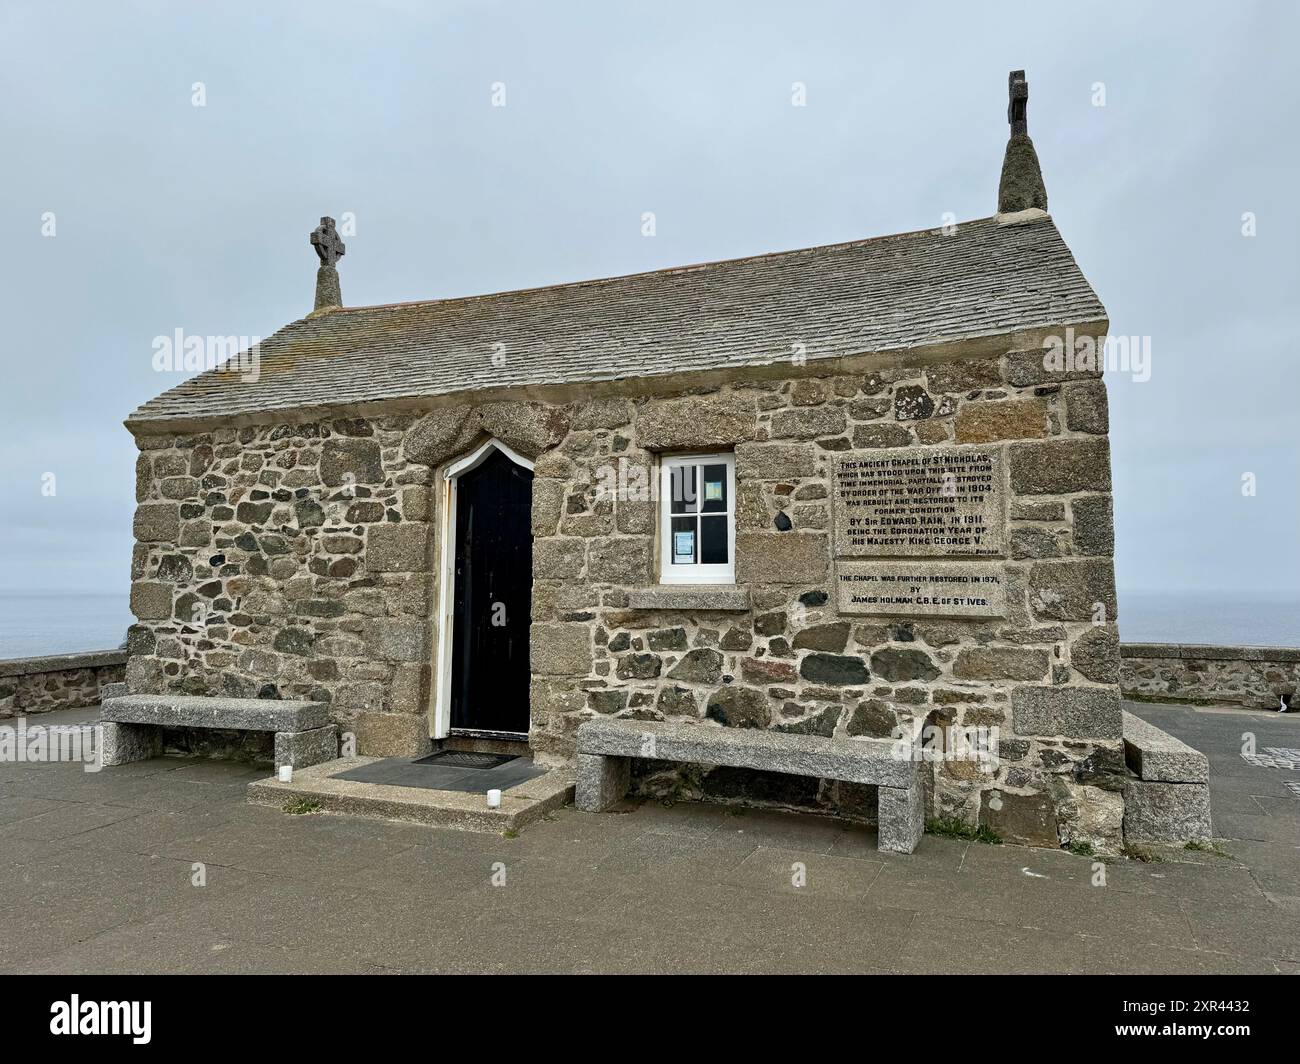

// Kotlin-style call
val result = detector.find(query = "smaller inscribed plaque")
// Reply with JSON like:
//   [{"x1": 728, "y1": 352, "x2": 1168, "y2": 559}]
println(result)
[{"x1": 836, "y1": 561, "x2": 1008, "y2": 619}]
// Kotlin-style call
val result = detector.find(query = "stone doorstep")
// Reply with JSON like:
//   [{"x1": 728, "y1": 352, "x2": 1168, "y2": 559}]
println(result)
[{"x1": 246, "y1": 757, "x2": 575, "y2": 834}]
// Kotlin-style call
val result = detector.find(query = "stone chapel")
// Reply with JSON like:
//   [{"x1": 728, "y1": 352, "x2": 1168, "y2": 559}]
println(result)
[{"x1": 114, "y1": 72, "x2": 1209, "y2": 853}]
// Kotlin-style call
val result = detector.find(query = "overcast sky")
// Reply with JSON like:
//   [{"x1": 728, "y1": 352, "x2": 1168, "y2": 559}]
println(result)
[{"x1": 1, "y1": 0, "x2": 1296, "y2": 608}]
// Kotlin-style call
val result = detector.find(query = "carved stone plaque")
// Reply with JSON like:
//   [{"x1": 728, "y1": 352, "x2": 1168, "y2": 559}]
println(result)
[
  {"x1": 835, "y1": 561, "x2": 1008, "y2": 619},
  {"x1": 832, "y1": 445, "x2": 1006, "y2": 558}
]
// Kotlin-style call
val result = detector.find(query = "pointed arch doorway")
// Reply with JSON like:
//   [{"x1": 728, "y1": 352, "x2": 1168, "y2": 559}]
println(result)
[{"x1": 433, "y1": 438, "x2": 534, "y2": 741}]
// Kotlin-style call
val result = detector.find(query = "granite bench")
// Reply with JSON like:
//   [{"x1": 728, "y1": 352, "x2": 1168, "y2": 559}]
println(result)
[
  {"x1": 575, "y1": 718, "x2": 927, "y2": 853},
  {"x1": 1120, "y1": 710, "x2": 1212, "y2": 843},
  {"x1": 98, "y1": 694, "x2": 338, "y2": 770}
]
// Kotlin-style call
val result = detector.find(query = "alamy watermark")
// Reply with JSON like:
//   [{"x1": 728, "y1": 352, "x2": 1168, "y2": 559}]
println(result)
[
  {"x1": 892, "y1": 721, "x2": 1000, "y2": 772},
  {"x1": 1042, "y1": 327, "x2": 1151, "y2": 383},
  {"x1": 152, "y1": 328, "x2": 261, "y2": 382},
  {"x1": 50, "y1": 995, "x2": 151, "y2": 1044},
  {"x1": 0, "y1": 717, "x2": 102, "y2": 772}
]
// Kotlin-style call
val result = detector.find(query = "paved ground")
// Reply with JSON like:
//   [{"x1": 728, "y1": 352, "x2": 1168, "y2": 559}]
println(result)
[{"x1": 1, "y1": 701, "x2": 1297, "y2": 974}]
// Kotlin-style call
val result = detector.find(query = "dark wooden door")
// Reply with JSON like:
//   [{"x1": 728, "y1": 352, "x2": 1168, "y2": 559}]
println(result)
[{"x1": 450, "y1": 448, "x2": 533, "y2": 735}]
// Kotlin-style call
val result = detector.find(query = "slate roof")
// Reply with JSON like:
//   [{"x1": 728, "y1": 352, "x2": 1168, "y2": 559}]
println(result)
[{"x1": 127, "y1": 214, "x2": 1105, "y2": 428}]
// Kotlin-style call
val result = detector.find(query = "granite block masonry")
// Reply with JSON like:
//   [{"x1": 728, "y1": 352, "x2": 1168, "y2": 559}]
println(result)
[
  {"x1": 1122, "y1": 780, "x2": 1212, "y2": 844},
  {"x1": 125, "y1": 416, "x2": 435, "y2": 756},
  {"x1": 124, "y1": 355, "x2": 1133, "y2": 851}
]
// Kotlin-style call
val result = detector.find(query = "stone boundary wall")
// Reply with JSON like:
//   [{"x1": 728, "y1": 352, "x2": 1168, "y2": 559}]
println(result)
[
  {"x1": 0, "y1": 650, "x2": 128, "y2": 718},
  {"x1": 1120, "y1": 643, "x2": 1300, "y2": 710}
]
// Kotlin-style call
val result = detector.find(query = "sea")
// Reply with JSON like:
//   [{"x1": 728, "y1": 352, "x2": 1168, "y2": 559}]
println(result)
[
  {"x1": 1115, "y1": 590, "x2": 1300, "y2": 647},
  {"x1": 1, "y1": 589, "x2": 1298, "y2": 661},
  {"x1": 0, "y1": 593, "x2": 135, "y2": 659}
]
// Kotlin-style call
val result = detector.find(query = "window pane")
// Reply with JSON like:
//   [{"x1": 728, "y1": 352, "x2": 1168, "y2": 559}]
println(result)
[
  {"x1": 701, "y1": 463, "x2": 727, "y2": 513},
  {"x1": 670, "y1": 516, "x2": 697, "y2": 564},
  {"x1": 700, "y1": 515, "x2": 728, "y2": 564},
  {"x1": 670, "y1": 465, "x2": 697, "y2": 514}
]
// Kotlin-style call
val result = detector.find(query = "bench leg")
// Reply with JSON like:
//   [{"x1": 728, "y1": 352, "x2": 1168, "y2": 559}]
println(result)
[
  {"x1": 99, "y1": 722, "x2": 161, "y2": 767},
  {"x1": 575, "y1": 753, "x2": 630, "y2": 812},
  {"x1": 878, "y1": 773, "x2": 925, "y2": 854},
  {"x1": 274, "y1": 726, "x2": 338, "y2": 770}
]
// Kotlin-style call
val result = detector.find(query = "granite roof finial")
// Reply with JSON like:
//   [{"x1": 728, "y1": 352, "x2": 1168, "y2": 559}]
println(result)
[
  {"x1": 997, "y1": 70, "x2": 1048, "y2": 214},
  {"x1": 310, "y1": 216, "x2": 345, "y2": 311},
  {"x1": 1007, "y1": 69, "x2": 1029, "y2": 134}
]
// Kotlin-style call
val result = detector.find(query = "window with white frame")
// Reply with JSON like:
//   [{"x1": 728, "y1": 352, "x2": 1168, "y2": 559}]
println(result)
[{"x1": 658, "y1": 453, "x2": 736, "y2": 584}]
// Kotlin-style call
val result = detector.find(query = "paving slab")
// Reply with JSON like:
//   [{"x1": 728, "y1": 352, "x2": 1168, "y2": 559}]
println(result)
[
  {"x1": 0, "y1": 847, "x2": 271, "y2": 970},
  {"x1": 584, "y1": 884, "x2": 918, "y2": 975},
  {"x1": 16, "y1": 912, "x2": 358, "y2": 976},
  {"x1": 0, "y1": 700, "x2": 1296, "y2": 973},
  {"x1": 0, "y1": 793, "x2": 76, "y2": 826},
  {"x1": 1211, "y1": 790, "x2": 1272, "y2": 815},
  {"x1": 721, "y1": 846, "x2": 885, "y2": 899},
  {"x1": 698, "y1": 806, "x2": 854, "y2": 855},
  {"x1": 1180, "y1": 899, "x2": 1300, "y2": 963},
  {"x1": 2, "y1": 799, "x2": 142, "y2": 842},
  {"x1": 893, "y1": 918, "x2": 1099, "y2": 975}
]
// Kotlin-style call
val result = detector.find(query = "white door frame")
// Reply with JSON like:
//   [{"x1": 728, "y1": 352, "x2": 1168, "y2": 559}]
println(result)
[{"x1": 431, "y1": 437, "x2": 535, "y2": 740}]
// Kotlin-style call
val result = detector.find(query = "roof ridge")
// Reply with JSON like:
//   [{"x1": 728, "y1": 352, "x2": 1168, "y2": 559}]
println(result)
[
  {"x1": 323, "y1": 215, "x2": 1003, "y2": 317},
  {"x1": 126, "y1": 213, "x2": 1104, "y2": 430}
]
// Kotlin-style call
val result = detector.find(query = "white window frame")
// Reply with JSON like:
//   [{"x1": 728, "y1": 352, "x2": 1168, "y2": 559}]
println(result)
[{"x1": 658, "y1": 453, "x2": 736, "y2": 585}]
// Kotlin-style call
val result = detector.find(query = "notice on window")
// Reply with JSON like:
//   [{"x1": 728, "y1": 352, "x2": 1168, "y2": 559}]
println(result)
[
  {"x1": 704, "y1": 479, "x2": 723, "y2": 502},
  {"x1": 672, "y1": 530, "x2": 695, "y2": 564}
]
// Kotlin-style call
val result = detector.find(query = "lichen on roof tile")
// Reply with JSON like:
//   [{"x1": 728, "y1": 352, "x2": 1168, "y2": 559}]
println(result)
[{"x1": 127, "y1": 215, "x2": 1104, "y2": 427}]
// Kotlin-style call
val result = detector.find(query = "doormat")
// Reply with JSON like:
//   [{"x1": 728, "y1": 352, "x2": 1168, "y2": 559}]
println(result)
[
  {"x1": 331, "y1": 755, "x2": 548, "y2": 794},
  {"x1": 413, "y1": 751, "x2": 516, "y2": 770}
]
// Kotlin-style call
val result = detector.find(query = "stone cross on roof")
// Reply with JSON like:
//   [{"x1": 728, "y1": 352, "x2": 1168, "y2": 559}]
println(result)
[
  {"x1": 997, "y1": 69, "x2": 1046, "y2": 214},
  {"x1": 310, "y1": 216, "x2": 345, "y2": 311},
  {"x1": 1007, "y1": 70, "x2": 1029, "y2": 135},
  {"x1": 311, "y1": 216, "x2": 346, "y2": 267}
]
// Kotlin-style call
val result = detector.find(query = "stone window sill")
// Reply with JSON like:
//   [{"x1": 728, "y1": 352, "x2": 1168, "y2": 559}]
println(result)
[{"x1": 626, "y1": 585, "x2": 750, "y2": 612}]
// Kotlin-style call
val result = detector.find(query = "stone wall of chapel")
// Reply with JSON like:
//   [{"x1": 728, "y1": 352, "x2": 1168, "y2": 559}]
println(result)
[
  {"x1": 511, "y1": 350, "x2": 1123, "y2": 851},
  {"x1": 127, "y1": 417, "x2": 437, "y2": 756},
  {"x1": 127, "y1": 344, "x2": 1124, "y2": 850}
]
